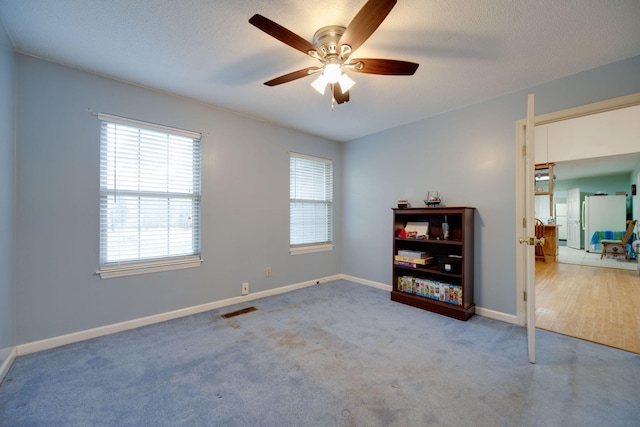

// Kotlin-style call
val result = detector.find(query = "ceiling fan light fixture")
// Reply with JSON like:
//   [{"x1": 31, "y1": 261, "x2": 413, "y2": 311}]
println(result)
[
  {"x1": 311, "y1": 74, "x2": 328, "y2": 94},
  {"x1": 324, "y1": 63, "x2": 342, "y2": 84},
  {"x1": 338, "y1": 73, "x2": 355, "y2": 93}
]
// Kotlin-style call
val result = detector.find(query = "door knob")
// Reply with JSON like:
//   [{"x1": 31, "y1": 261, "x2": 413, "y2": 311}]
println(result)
[{"x1": 519, "y1": 237, "x2": 545, "y2": 246}]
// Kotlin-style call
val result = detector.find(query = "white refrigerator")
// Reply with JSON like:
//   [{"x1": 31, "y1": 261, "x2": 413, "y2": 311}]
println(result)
[{"x1": 582, "y1": 194, "x2": 626, "y2": 252}]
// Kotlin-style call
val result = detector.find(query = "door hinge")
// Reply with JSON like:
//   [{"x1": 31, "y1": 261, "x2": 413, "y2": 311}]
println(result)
[
  {"x1": 522, "y1": 218, "x2": 526, "y2": 228},
  {"x1": 522, "y1": 145, "x2": 526, "y2": 155},
  {"x1": 523, "y1": 291, "x2": 527, "y2": 301}
]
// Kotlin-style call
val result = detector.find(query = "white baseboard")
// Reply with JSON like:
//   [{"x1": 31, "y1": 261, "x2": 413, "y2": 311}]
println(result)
[
  {"x1": 16, "y1": 276, "x2": 336, "y2": 356},
  {"x1": 0, "y1": 346, "x2": 17, "y2": 384},
  {"x1": 340, "y1": 274, "x2": 392, "y2": 291},
  {"x1": 475, "y1": 307, "x2": 519, "y2": 325},
  {"x1": 14, "y1": 274, "x2": 518, "y2": 357},
  {"x1": 341, "y1": 275, "x2": 518, "y2": 325}
]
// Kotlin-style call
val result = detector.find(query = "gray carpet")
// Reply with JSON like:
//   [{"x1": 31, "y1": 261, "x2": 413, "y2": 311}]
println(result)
[{"x1": 1, "y1": 280, "x2": 639, "y2": 426}]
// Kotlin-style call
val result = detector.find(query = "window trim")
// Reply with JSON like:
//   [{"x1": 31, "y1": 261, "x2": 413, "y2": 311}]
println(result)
[
  {"x1": 97, "y1": 113, "x2": 202, "y2": 279},
  {"x1": 289, "y1": 243, "x2": 334, "y2": 256},
  {"x1": 289, "y1": 152, "x2": 334, "y2": 255},
  {"x1": 97, "y1": 256, "x2": 202, "y2": 279}
]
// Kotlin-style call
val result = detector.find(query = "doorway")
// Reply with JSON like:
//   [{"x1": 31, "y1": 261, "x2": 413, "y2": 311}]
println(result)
[
  {"x1": 515, "y1": 92, "x2": 640, "y2": 349},
  {"x1": 553, "y1": 153, "x2": 640, "y2": 271}
]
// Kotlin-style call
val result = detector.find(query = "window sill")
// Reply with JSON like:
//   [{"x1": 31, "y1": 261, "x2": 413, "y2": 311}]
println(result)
[
  {"x1": 97, "y1": 256, "x2": 202, "y2": 279},
  {"x1": 289, "y1": 243, "x2": 334, "y2": 255}
]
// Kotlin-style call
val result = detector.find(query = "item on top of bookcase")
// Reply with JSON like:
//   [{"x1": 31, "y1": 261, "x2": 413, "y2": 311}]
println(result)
[
  {"x1": 424, "y1": 191, "x2": 441, "y2": 206},
  {"x1": 397, "y1": 199, "x2": 409, "y2": 208}
]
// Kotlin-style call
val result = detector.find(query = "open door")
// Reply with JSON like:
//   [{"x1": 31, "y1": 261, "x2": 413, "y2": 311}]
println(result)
[
  {"x1": 516, "y1": 94, "x2": 537, "y2": 363},
  {"x1": 566, "y1": 188, "x2": 581, "y2": 249},
  {"x1": 525, "y1": 94, "x2": 536, "y2": 364}
]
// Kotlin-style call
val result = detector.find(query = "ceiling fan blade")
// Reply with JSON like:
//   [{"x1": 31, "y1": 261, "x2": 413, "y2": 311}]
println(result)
[
  {"x1": 332, "y1": 84, "x2": 350, "y2": 104},
  {"x1": 264, "y1": 67, "x2": 321, "y2": 86},
  {"x1": 249, "y1": 14, "x2": 323, "y2": 58},
  {"x1": 338, "y1": 0, "x2": 397, "y2": 56},
  {"x1": 349, "y1": 58, "x2": 419, "y2": 75}
]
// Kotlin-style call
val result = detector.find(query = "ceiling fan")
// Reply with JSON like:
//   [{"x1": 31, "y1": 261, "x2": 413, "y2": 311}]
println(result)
[{"x1": 249, "y1": 0, "x2": 419, "y2": 108}]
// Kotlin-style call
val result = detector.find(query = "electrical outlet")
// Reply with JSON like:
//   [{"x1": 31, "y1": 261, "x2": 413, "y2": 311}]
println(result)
[
  {"x1": 242, "y1": 282, "x2": 249, "y2": 295},
  {"x1": 266, "y1": 267, "x2": 272, "y2": 277}
]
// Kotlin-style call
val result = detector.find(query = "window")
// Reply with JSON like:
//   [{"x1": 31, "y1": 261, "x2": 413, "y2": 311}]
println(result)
[
  {"x1": 289, "y1": 152, "x2": 333, "y2": 254},
  {"x1": 98, "y1": 113, "x2": 202, "y2": 278}
]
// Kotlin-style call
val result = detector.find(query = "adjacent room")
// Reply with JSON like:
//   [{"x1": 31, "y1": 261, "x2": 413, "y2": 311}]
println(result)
[
  {"x1": 530, "y1": 108, "x2": 640, "y2": 354},
  {"x1": 1, "y1": 1, "x2": 640, "y2": 425}
]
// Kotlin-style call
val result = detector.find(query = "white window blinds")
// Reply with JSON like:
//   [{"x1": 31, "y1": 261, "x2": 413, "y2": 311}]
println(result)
[
  {"x1": 98, "y1": 113, "x2": 202, "y2": 278},
  {"x1": 290, "y1": 153, "x2": 333, "y2": 251}
]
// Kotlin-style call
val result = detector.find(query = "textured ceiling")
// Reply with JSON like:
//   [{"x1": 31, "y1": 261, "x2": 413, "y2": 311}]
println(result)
[
  {"x1": 1, "y1": 0, "x2": 640, "y2": 142},
  {"x1": 555, "y1": 152, "x2": 640, "y2": 181}
]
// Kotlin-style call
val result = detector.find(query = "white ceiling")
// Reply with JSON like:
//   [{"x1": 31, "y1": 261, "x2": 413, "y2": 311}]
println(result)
[
  {"x1": 1, "y1": 0, "x2": 640, "y2": 142},
  {"x1": 554, "y1": 153, "x2": 640, "y2": 181}
]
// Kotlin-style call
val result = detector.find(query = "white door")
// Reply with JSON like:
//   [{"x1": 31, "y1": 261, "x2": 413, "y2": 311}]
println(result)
[
  {"x1": 567, "y1": 188, "x2": 581, "y2": 249},
  {"x1": 517, "y1": 94, "x2": 537, "y2": 363},
  {"x1": 525, "y1": 95, "x2": 536, "y2": 364}
]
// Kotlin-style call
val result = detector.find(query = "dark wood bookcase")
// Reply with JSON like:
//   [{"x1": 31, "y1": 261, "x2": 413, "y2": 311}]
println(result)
[{"x1": 391, "y1": 207, "x2": 475, "y2": 320}]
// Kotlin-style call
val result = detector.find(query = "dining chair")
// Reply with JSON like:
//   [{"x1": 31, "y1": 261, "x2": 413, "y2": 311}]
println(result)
[
  {"x1": 534, "y1": 218, "x2": 547, "y2": 263},
  {"x1": 600, "y1": 219, "x2": 637, "y2": 261}
]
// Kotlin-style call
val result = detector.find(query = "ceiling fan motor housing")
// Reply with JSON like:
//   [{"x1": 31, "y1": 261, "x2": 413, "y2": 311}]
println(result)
[{"x1": 312, "y1": 25, "x2": 348, "y2": 57}]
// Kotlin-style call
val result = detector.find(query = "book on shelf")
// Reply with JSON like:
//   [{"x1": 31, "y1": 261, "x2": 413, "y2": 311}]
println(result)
[
  {"x1": 394, "y1": 260, "x2": 419, "y2": 268},
  {"x1": 394, "y1": 255, "x2": 434, "y2": 265},
  {"x1": 396, "y1": 275, "x2": 463, "y2": 306},
  {"x1": 397, "y1": 249, "x2": 429, "y2": 259}
]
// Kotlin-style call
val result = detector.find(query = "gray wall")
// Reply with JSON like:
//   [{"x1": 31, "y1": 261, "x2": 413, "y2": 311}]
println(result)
[
  {"x1": 15, "y1": 55, "x2": 342, "y2": 344},
  {"x1": 9, "y1": 48, "x2": 640, "y2": 345},
  {"x1": 0, "y1": 23, "x2": 16, "y2": 362},
  {"x1": 342, "y1": 55, "x2": 640, "y2": 316}
]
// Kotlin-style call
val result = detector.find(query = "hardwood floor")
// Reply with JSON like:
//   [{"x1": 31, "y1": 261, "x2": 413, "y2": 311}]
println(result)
[{"x1": 535, "y1": 261, "x2": 640, "y2": 354}]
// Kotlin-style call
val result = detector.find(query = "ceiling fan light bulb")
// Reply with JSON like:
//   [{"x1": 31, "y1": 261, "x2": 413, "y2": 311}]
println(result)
[
  {"x1": 338, "y1": 73, "x2": 355, "y2": 93},
  {"x1": 311, "y1": 74, "x2": 328, "y2": 94},
  {"x1": 324, "y1": 63, "x2": 341, "y2": 84}
]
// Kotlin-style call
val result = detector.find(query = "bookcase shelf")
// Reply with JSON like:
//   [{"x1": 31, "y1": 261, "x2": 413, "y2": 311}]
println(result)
[{"x1": 391, "y1": 206, "x2": 475, "y2": 321}]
